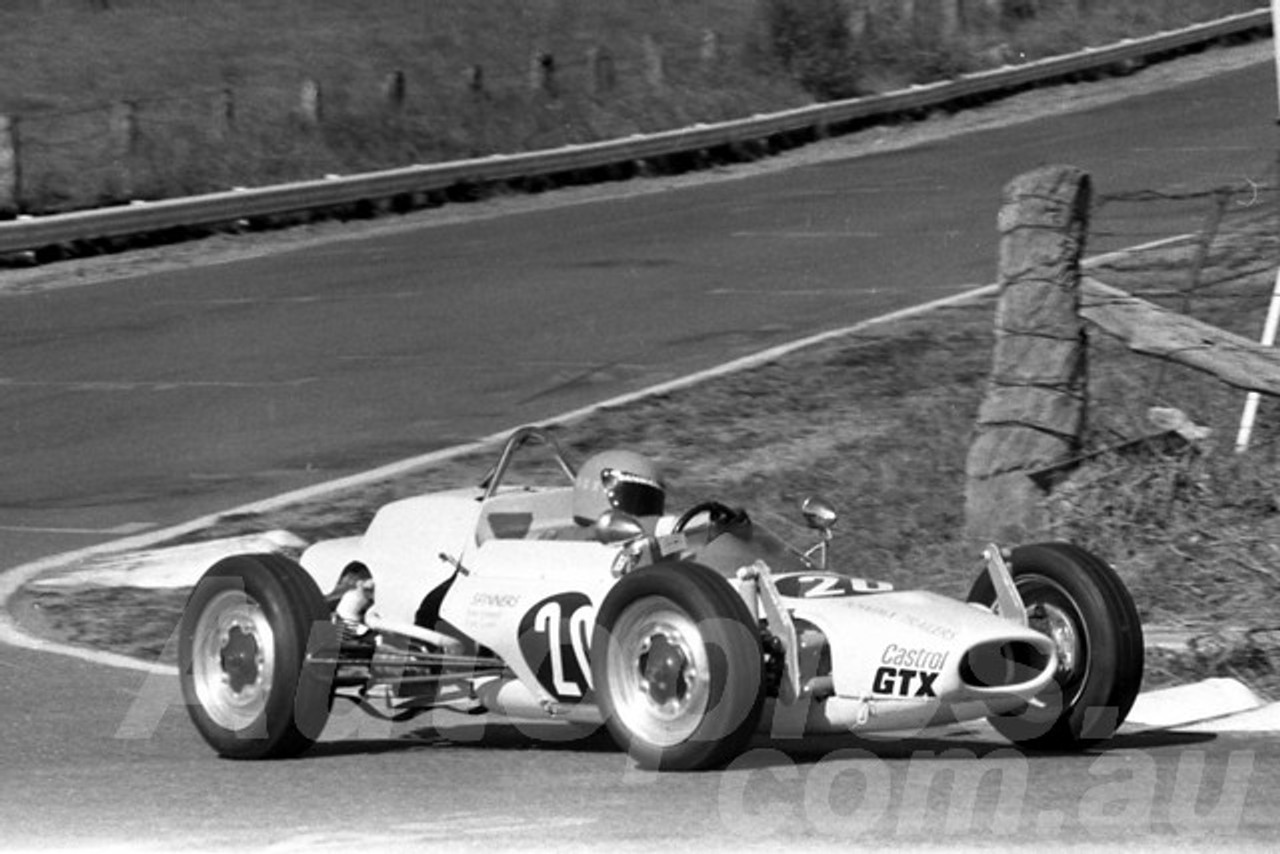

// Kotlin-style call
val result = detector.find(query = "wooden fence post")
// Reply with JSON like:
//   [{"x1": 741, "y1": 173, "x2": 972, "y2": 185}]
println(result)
[
  {"x1": 941, "y1": 0, "x2": 962, "y2": 40},
  {"x1": 211, "y1": 88, "x2": 235, "y2": 140},
  {"x1": 699, "y1": 29, "x2": 721, "y2": 70},
  {"x1": 381, "y1": 70, "x2": 407, "y2": 115},
  {"x1": 0, "y1": 114, "x2": 17, "y2": 215},
  {"x1": 643, "y1": 35, "x2": 665, "y2": 90},
  {"x1": 964, "y1": 165, "x2": 1091, "y2": 544},
  {"x1": 530, "y1": 51, "x2": 558, "y2": 98},
  {"x1": 299, "y1": 78, "x2": 323, "y2": 127},
  {"x1": 108, "y1": 100, "x2": 136, "y2": 200},
  {"x1": 847, "y1": 0, "x2": 870, "y2": 39},
  {"x1": 465, "y1": 65, "x2": 486, "y2": 98},
  {"x1": 587, "y1": 47, "x2": 617, "y2": 96}
]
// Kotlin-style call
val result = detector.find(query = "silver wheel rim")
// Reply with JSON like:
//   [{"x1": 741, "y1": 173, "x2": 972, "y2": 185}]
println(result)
[
  {"x1": 1021, "y1": 575, "x2": 1090, "y2": 704},
  {"x1": 191, "y1": 588, "x2": 276, "y2": 731},
  {"x1": 605, "y1": 596, "x2": 710, "y2": 748}
]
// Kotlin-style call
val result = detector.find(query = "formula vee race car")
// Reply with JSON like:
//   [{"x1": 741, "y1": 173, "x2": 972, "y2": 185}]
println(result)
[{"x1": 178, "y1": 426, "x2": 1144, "y2": 770}]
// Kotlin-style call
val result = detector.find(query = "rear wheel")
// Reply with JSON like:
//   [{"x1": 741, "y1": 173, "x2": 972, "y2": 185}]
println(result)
[
  {"x1": 592, "y1": 562, "x2": 764, "y2": 770},
  {"x1": 179, "y1": 553, "x2": 336, "y2": 759},
  {"x1": 967, "y1": 542, "x2": 1144, "y2": 750}
]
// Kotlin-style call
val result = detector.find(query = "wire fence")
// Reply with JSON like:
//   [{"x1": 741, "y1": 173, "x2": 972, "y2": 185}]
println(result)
[
  {"x1": 0, "y1": 31, "x2": 744, "y2": 215},
  {"x1": 1084, "y1": 159, "x2": 1280, "y2": 450}
]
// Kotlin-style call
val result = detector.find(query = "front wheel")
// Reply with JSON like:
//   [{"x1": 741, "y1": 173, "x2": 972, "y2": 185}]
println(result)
[
  {"x1": 968, "y1": 542, "x2": 1144, "y2": 750},
  {"x1": 179, "y1": 553, "x2": 336, "y2": 759},
  {"x1": 592, "y1": 562, "x2": 764, "y2": 771}
]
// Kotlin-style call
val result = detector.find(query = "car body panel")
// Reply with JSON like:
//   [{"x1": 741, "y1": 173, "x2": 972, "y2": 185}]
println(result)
[
  {"x1": 439, "y1": 537, "x2": 618, "y2": 708},
  {"x1": 778, "y1": 589, "x2": 1057, "y2": 732},
  {"x1": 302, "y1": 487, "x2": 483, "y2": 626},
  {"x1": 294, "y1": 428, "x2": 1065, "y2": 740}
]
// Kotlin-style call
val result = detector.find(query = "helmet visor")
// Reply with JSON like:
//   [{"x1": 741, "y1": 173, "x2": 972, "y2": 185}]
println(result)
[{"x1": 602, "y1": 468, "x2": 665, "y2": 517}]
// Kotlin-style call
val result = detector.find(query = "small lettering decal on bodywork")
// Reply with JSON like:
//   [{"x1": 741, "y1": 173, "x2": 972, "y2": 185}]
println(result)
[
  {"x1": 471, "y1": 592, "x2": 521, "y2": 609},
  {"x1": 895, "y1": 612, "x2": 958, "y2": 641},
  {"x1": 871, "y1": 644, "x2": 949, "y2": 698},
  {"x1": 847, "y1": 599, "x2": 958, "y2": 640},
  {"x1": 871, "y1": 666, "x2": 941, "y2": 698},
  {"x1": 774, "y1": 573, "x2": 891, "y2": 599},
  {"x1": 880, "y1": 643, "x2": 948, "y2": 671}
]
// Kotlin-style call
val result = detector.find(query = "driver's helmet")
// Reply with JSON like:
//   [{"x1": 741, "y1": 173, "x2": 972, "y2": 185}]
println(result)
[{"x1": 572, "y1": 450, "x2": 666, "y2": 525}]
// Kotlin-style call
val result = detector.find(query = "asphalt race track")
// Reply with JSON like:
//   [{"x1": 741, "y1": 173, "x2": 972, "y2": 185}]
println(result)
[
  {"x1": 2, "y1": 644, "x2": 1278, "y2": 850},
  {"x1": 3, "y1": 48, "x2": 1280, "y2": 850}
]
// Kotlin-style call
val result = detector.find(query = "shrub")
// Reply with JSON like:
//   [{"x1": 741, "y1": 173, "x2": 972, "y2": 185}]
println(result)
[{"x1": 755, "y1": 0, "x2": 860, "y2": 100}]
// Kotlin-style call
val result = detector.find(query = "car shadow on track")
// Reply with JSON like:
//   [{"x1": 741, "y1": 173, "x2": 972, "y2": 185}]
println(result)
[
  {"x1": 303, "y1": 720, "x2": 1214, "y2": 762},
  {"x1": 752, "y1": 727, "x2": 1217, "y2": 767},
  {"x1": 306, "y1": 718, "x2": 619, "y2": 759}
]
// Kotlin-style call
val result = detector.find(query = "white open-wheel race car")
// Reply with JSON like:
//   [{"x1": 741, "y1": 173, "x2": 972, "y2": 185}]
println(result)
[{"x1": 178, "y1": 426, "x2": 1145, "y2": 771}]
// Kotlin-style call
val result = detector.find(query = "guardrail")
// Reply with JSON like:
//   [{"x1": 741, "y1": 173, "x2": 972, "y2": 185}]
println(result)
[{"x1": 0, "y1": 9, "x2": 1270, "y2": 257}]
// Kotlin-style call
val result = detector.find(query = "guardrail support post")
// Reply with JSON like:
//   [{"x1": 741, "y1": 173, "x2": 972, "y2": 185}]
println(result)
[{"x1": 964, "y1": 165, "x2": 1091, "y2": 544}]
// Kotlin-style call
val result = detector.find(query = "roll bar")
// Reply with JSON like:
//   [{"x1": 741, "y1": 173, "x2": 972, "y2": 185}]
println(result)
[{"x1": 478, "y1": 425, "x2": 577, "y2": 501}]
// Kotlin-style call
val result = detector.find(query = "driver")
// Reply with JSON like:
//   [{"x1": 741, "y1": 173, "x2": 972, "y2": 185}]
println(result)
[{"x1": 572, "y1": 449, "x2": 667, "y2": 527}]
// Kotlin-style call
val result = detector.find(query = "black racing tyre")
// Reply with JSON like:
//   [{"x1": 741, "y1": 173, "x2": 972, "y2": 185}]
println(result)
[
  {"x1": 178, "y1": 553, "x2": 337, "y2": 759},
  {"x1": 967, "y1": 542, "x2": 1144, "y2": 751},
  {"x1": 591, "y1": 562, "x2": 764, "y2": 771}
]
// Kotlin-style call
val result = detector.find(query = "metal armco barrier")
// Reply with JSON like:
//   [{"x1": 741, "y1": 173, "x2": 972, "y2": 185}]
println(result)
[{"x1": 0, "y1": 9, "x2": 1269, "y2": 257}]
